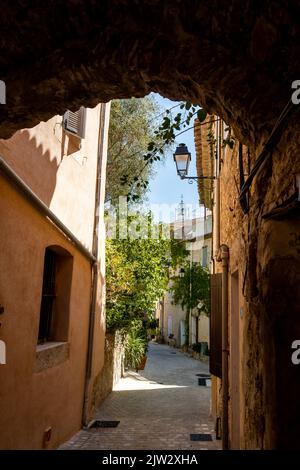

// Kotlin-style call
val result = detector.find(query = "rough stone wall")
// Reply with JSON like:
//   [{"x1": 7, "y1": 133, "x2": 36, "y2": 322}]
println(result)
[
  {"x1": 1, "y1": 1, "x2": 300, "y2": 146},
  {"x1": 91, "y1": 332, "x2": 125, "y2": 418},
  {"x1": 218, "y1": 141, "x2": 248, "y2": 448},
  {"x1": 250, "y1": 117, "x2": 300, "y2": 449},
  {"x1": 218, "y1": 116, "x2": 300, "y2": 449}
]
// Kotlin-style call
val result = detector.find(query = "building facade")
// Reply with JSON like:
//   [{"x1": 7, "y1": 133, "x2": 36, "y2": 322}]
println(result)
[
  {"x1": 156, "y1": 215, "x2": 212, "y2": 350},
  {"x1": 0, "y1": 103, "x2": 110, "y2": 449},
  {"x1": 195, "y1": 111, "x2": 300, "y2": 449}
]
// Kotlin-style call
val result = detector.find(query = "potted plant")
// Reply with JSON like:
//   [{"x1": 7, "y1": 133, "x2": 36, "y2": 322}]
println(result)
[
  {"x1": 125, "y1": 329, "x2": 148, "y2": 371},
  {"x1": 136, "y1": 354, "x2": 147, "y2": 371}
]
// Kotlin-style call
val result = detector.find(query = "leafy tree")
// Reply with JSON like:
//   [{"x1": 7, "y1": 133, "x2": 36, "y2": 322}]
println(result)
[
  {"x1": 106, "y1": 96, "x2": 163, "y2": 204},
  {"x1": 106, "y1": 214, "x2": 169, "y2": 332},
  {"x1": 105, "y1": 214, "x2": 188, "y2": 333},
  {"x1": 121, "y1": 101, "x2": 208, "y2": 200},
  {"x1": 107, "y1": 97, "x2": 211, "y2": 203},
  {"x1": 116, "y1": 100, "x2": 234, "y2": 200},
  {"x1": 107, "y1": 95, "x2": 237, "y2": 205},
  {"x1": 170, "y1": 261, "x2": 210, "y2": 316}
]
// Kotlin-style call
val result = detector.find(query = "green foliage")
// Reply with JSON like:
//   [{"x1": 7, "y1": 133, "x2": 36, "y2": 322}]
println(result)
[
  {"x1": 192, "y1": 342, "x2": 209, "y2": 355},
  {"x1": 147, "y1": 316, "x2": 159, "y2": 337},
  {"x1": 207, "y1": 121, "x2": 217, "y2": 148},
  {"x1": 169, "y1": 235, "x2": 189, "y2": 268},
  {"x1": 107, "y1": 98, "x2": 236, "y2": 200},
  {"x1": 147, "y1": 317, "x2": 159, "y2": 330},
  {"x1": 106, "y1": 96, "x2": 162, "y2": 204},
  {"x1": 108, "y1": 98, "x2": 208, "y2": 202},
  {"x1": 152, "y1": 102, "x2": 206, "y2": 146},
  {"x1": 106, "y1": 214, "x2": 187, "y2": 367},
  {"x1": 191, "y1": 342, "x2": 202, "y2": 353},
  {"x1": 223, "y1": 126, "x2": 235, "y2": 149},
  {"x1": 125, "y1": 334, "x2": 145, "y2": 369},
  {"x1": 106, "y1": 214, "x2": 172, "y2": 333},
  {"x1": 170, "y1": 261, "x2": 210, "y2": 315},
  {"x1": 125, "y1": 320, "x2": 148, "y2": 369}
]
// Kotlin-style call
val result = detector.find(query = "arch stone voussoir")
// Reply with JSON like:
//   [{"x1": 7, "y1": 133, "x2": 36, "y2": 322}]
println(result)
[{"x1": 0, "y1": 1, "x2": 299, "y2": 141}]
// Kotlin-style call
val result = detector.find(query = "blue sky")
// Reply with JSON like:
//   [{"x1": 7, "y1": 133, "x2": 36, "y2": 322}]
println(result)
[{"x1": 145, "y1": 94, "x2": 203, "y2": 222}]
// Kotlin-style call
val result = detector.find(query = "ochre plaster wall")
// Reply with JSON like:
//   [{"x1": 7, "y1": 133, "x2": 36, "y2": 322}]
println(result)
[{"x1": 0, "y1": 179, "x2": 91, "y2": 449}]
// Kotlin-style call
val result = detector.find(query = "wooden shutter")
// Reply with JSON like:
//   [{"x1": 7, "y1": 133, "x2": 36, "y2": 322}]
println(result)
[
  {"x1": 63, "y1": 107, "x2": 86, "y2": 138},
  {"x1": 210, "y1": 273, "x2": 222, "y2": 378}
]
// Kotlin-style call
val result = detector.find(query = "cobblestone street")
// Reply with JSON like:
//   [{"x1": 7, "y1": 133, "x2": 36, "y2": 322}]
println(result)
[{"x1": 60, "y1": 343, "x2": 221, "y2": 450}]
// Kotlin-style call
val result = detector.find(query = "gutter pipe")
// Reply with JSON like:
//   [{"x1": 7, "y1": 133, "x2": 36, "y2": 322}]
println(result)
[
  {"x1": 0, "y1": 156, "x2": 95, "y2": 263},
  {"x1": 82, "y1": 102, "x2": 110, "y2": 426}
]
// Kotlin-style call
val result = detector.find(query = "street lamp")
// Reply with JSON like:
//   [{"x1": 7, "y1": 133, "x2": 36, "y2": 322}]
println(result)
[
  {"x1": 173, "y1": 143, "x2": 191, "y2": 179},
  {"x1": 173, "y1": 143, "x2": 216, "y2": 182}
]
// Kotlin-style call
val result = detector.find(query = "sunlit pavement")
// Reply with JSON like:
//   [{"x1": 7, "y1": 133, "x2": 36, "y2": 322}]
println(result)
[{"x1": 59, "y1": 343, "x2": 221, "y2": 450}]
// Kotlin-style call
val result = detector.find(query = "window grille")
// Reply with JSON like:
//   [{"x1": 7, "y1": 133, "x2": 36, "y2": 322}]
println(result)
[{"x1": 38, "y1": 249, "x2": 57, "y2": 343}]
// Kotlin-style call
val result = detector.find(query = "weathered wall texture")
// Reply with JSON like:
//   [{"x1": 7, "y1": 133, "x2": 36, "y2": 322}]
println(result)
[
  {"x1": 1, "y1": 0, "x2": 300, "y2": 146},
  {"x1": 198, "y1": 314, "x2": 210, "y2": 345},
  {"x1": 91, "y1": 332, "x2": 125, "y2": 414},
  {"x1": 0, "y1": 105, "x2": 102, "y2": 250},
  {"x1": 0, "y1": 178, "x2": 91, "y2": 449},
  {"x1": 217, "y1": 117, "x2": 300, "y2": 449},
  {"x1": 162, "y1": 289, "x2": 187, "y2": 347}
]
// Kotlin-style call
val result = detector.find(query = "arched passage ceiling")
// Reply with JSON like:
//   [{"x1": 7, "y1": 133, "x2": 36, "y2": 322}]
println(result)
[{"x1": 1, "y1": 0, "x2": 299, "y2": 142}]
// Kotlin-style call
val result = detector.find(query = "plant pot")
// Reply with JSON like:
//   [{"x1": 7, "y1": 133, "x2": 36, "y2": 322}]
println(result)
[{"x1": 136, "y1": 355, "x2": 147, "y2": 371}]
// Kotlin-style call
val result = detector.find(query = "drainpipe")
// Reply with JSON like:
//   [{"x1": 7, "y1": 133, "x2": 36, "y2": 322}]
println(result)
[
  {"x1": 210, "y1": 119, "x2": 229, "y2": 447},
  {"x1": 82, "y1": 102, "x2": 110, "y2": 426},
  {"x1": 214, "y1": 119, "x2": 221, "y2": 259},
  {"x1": 220, "y1": 244, "x2": 229, "y2": 449},
  {"x1": 211, "y1": 119, "x2": 221, "y2": 431},
  {"x1": 212, "y1": 118, "x2": 221, "y2": 270},
  {"x1": 215, "y1": 176, "x2": 220, "y2": 254}
]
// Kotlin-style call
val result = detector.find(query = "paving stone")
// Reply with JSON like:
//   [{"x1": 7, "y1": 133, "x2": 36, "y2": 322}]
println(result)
[{"x1": 59, "y1": 343, "x2": 221, "y2": 450}]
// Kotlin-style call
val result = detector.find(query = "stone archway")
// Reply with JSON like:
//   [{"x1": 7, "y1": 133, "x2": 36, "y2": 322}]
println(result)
[
  {"x1": 1, "y1": 1, "x2": 300, "y2": 449},
  {"x1": 1, "y1": 0, "x2": 300, "y2": 142}
]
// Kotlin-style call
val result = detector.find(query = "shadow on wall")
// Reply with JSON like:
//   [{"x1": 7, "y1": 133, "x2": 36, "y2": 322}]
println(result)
[{"x1": 0, "y1": 122, "x2": 61, "y2": 207}]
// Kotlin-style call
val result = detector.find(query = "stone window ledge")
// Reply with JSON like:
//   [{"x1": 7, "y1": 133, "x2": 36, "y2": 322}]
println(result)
[{"x1": 35, "y1": 341, "x2": 69, "y2": 373}]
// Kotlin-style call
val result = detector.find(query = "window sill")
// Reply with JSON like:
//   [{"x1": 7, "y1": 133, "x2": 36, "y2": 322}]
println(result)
[{"x1": 35, "y1": 341, "x2": 69, "y2": 373}]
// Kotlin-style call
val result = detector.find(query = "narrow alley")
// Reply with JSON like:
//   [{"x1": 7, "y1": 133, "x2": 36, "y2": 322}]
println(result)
[
  {"x1": 1, "y1": 2, "x2": 300, "y2": 456},
  {"x1": 60, "y1": 343, "x2": 220, "y2": 450}
]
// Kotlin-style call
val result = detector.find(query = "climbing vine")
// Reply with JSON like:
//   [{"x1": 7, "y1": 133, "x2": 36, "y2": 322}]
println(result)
[
  {"x1": 120, "y1": 102, "x2": 208, "y2": 202},
  {"x1": 222, "y1": 126, "x2": 235, "y2": 149}
]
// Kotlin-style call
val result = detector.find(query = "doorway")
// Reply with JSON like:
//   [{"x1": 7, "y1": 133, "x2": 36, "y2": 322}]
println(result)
[
  {"x1": 167, "y1": 314, "x2": 173, "y2": 337},
  {"x1": 180, "y1": 319, "x2": 186, "y2": 346}
]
